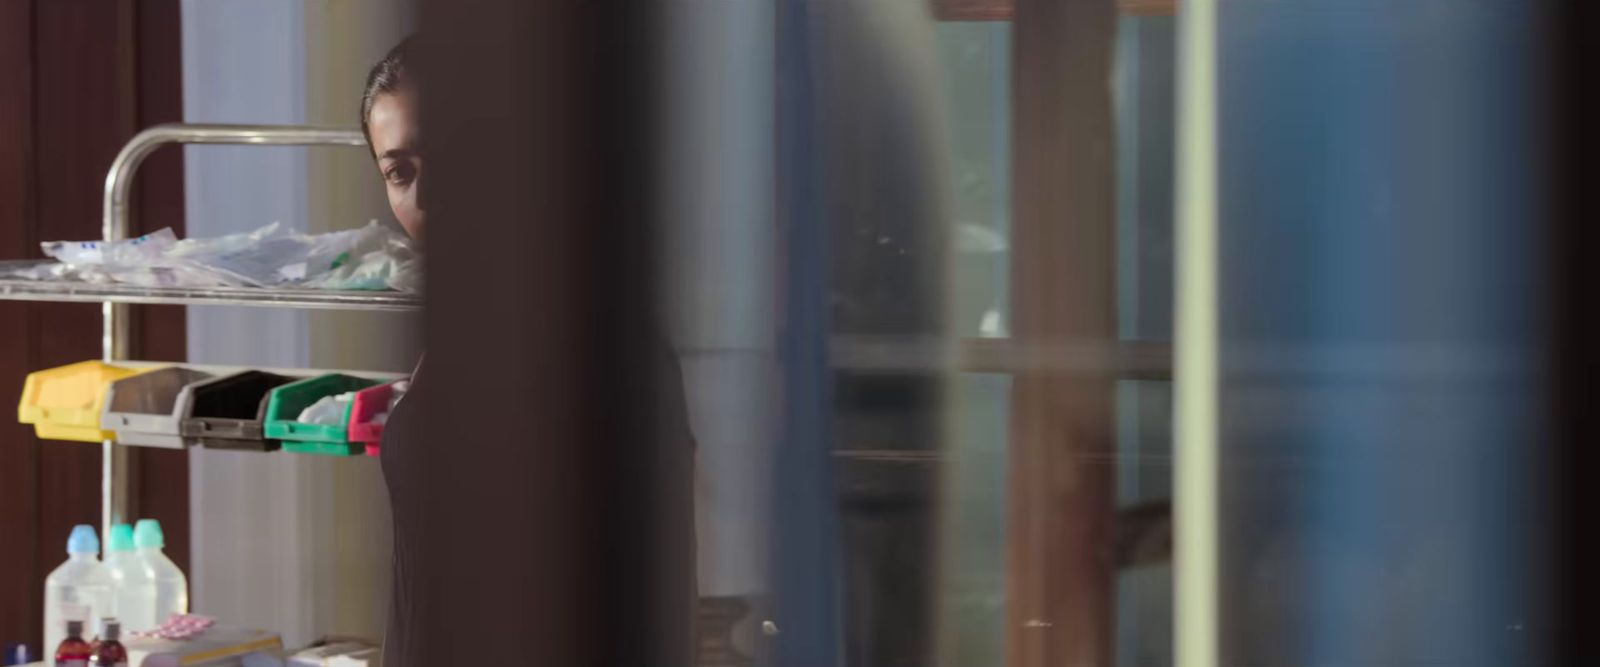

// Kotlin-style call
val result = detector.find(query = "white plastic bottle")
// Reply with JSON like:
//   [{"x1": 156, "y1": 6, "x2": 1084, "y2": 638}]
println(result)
[
  {"x1": 43, "y1": 525, "x2": 114, "y2": 655},
  {"x1": 103, "y1": 524, "x2": 159, "y2": 633},
  {"x1": 133, "y1": 519, "x2": 188, "y2": 623}
]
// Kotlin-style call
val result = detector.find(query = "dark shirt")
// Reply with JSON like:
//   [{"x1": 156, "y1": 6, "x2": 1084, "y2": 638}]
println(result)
[{"x1": 379, "y1": 350, "x2": 697, "y2": 666}]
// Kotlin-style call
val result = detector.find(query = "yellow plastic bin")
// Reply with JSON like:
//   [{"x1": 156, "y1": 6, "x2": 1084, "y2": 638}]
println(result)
[{"x1": 18, "y1": 361, "x2": 150, "y2": 442}]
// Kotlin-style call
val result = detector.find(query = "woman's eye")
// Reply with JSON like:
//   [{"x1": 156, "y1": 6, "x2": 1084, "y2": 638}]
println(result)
[{"x1": 385, "y1": 163, "x2": 416, "y2": 186}]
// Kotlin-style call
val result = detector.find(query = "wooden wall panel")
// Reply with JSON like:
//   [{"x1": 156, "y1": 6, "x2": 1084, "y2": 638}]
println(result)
[
  {"x1": 30, "y1": 5, "x2": 141, "y2": 611},
  {"x1": 0, "y1": 0, "x2": 186, "y2": 653},
  {"x1": 0, "y1": 0, "x2": 42, "y2": 654}
]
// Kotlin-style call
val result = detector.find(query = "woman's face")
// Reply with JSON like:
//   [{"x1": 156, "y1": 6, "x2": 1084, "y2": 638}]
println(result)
[{"x1": 368, "y1": 87, "x2": 426, "y2": 242}]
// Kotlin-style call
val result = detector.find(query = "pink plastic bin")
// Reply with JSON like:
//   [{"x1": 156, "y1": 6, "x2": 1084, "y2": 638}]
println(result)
[{"x1": 349, "y1": 381, "x2": 402, "y2": 457}]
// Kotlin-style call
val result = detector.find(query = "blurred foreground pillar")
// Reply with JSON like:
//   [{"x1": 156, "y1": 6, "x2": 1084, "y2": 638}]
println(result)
[{"x1": 415, "y1": 1, "x2": 690, "y2": 666}]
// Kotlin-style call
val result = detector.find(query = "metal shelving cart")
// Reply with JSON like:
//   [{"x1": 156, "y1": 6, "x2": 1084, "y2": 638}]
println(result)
[{"x1": 0, "y1": 123, "x2": 420, "y2": 540}]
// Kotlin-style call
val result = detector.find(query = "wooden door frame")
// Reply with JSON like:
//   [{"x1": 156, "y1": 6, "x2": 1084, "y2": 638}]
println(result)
[{"x1": 1006, "y1": 2, "x2": 1120, "y2": 667}]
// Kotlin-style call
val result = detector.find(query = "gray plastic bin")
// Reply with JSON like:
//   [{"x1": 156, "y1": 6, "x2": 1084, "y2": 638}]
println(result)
[{"x1": 99, "y1": 367, "x2": 214, "y2": 448}]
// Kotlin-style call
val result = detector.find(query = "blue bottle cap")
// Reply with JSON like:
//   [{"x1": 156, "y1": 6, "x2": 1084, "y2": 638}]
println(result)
[{"x1": 66, "y1": 524, "x2": 99, "y2": 555}]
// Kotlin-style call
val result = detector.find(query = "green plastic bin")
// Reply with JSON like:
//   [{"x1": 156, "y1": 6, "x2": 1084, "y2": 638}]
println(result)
[{"x1": 263, "y1": 373, "x2": 380, "y2": 456}]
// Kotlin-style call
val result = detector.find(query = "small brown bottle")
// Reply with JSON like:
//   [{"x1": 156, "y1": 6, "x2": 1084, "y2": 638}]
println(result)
[
  {"x1": 53, "y1": 620, "x2": 91, "y2": 667},
  {"x1": 90, "y1": 619, "x2": 127, "y2": 667}
]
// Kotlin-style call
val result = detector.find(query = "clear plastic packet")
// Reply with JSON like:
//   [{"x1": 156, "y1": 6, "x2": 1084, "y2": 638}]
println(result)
[
  {"x1": 0, "y1": 260, "x2": 74, "y2": 281},
  {"x1": 297, "y1": 392, "x2": 356, "y2": 425},
  {"x1": 37, "y1": 229, "x2": 183, "y2": 285},
  {"x1": 166, "y1": 222, "x2": 307, "y2": 287},
  {"x1": 43, "y1": 229, "x2": 179, "y2": 267},
  {"x1": 26, "y1": 222, "x2": 419, "y2": 291},
  {"x1": 302, "y1": 226, "x2": 421, "y2": 292},
  {"x1": 175, "y1": 221, "x2": 410, "y2": 288}
]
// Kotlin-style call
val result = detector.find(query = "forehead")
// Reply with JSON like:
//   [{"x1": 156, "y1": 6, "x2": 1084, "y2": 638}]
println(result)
[{"x1": 368, "y1": 88, "x2": 419, "y2": 156}]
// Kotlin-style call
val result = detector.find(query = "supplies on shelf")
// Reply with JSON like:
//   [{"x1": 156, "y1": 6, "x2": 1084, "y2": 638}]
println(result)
[
  {"x1": 282, "y1": 638, "x2": 382, "y2": 667},
  {"x1": 298, "y1": 393, "x2": 357, "y2": 426},
  {"x1": 2, "y1": 221, "x2": 419, "y2": 293},
  {"x1": 43, "y1": 525, "x2": 114, "y2": 656},
  {"x1": 42, "y1": 519, "x2": 192, "y2": 656},
  {"x1": 133, "y1": 519, "x2": 190, "y2": 627},
  {"x1": 237, "y1": 636, "x2": 383, "y2": 667},
  {"x1": 105, "y1": 524, "x2": 160, "y2": 633},
  {"x1": 125, "y1": 616, "x2": 282, "y2": 667}
]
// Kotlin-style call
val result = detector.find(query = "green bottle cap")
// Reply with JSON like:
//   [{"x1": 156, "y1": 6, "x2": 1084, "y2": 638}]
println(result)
[
  {"x1": 108, "y1": 524, "x2": 135, "y2": 552},
  {"x1": 133, "y1": 519, "x2": 164, "y2": 549}
]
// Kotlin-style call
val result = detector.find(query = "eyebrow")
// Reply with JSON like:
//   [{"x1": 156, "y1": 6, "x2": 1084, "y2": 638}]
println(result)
[{"x1": 379, "y1": 147, "x2": 418, "y2": 161}]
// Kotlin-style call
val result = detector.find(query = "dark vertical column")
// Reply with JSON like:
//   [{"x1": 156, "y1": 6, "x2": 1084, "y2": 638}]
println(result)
[
  {"x1": 1007, "y1": 1, "x2": 1117, "y2": 667},
  {"x1": 1547, "y1": 1, "x2": 1587, "y2": 664},
  {"x1": 415, "y1": 1, "x2": 686, "y2": 665}
]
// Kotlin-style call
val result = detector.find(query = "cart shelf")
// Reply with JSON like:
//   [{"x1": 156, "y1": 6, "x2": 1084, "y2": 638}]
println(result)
[
  {"x1": 0, "y1": 122, "x2": 408, "y2": 539},
  {"x1": 0, "y1": 265, "x2": 420, "y2": 312}
]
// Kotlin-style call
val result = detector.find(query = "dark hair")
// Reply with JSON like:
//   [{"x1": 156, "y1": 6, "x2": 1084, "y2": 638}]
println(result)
[{"x1": 360, "y1": 35, "x2": 417, "y2": 152}]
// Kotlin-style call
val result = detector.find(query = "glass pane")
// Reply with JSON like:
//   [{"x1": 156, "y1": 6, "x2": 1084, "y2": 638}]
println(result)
[
  {"x1": 1114, "y1": 15, "x2": 1176, "y2": 344},
  {"x1": 1210, "y1": 3, "x2": 1550, "y2": 664},
  {"x1": 1118, "y1": 564, "x2": 1175, "y2": 667},
  {"x1": 939, "y1": 23, "x2": 1012, "y2": 339},
  {"x1": 810, "y1": 6, "x2": 1175, "y2": 667},
  {"x1": 1117, "y1": 380, "x2": 1172, "y2": 508},
  {"x1": 1116, "y1": 380, "x2": 1173, "y2": 666},
  {"x1": 823, "y1": 16, "x2": 1018, "y2": 667},
  {"x1": 663, "y1": 1, "x2": 1556, "y2": 666},
  {"x1": 936, "y1": 374, "x2": 1010, "y2": 667}
]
